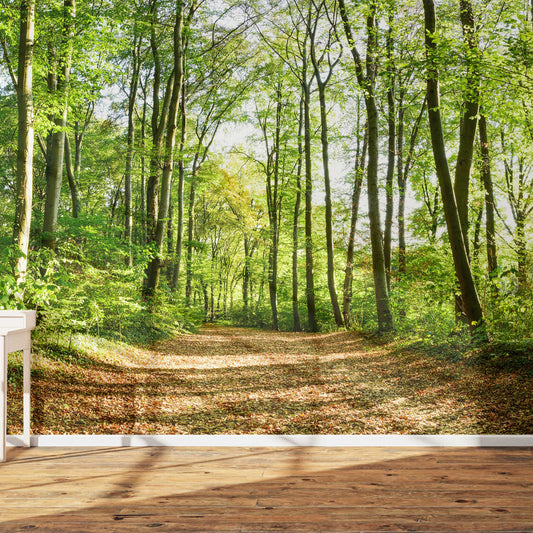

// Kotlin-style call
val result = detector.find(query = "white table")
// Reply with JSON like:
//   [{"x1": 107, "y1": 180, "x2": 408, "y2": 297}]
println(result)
[{"x1": 0, "y1": 310, "x2": 36, "y2": 462}]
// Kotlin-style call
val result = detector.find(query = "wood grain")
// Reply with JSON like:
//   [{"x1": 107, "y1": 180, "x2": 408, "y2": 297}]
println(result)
[{"x1": 0, "y1": 446, "x2": 532, "y2": 532}]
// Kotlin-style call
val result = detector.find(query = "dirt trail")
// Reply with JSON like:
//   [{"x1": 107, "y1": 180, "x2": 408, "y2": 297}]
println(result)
[{"x1": 21, "y1": 325, "x2": 533, "y2": 435}]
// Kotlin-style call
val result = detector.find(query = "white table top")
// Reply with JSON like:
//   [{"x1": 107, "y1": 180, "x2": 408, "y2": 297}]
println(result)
[{"x1": 0, "y1": 328, "x2": 30, "y2": 336}]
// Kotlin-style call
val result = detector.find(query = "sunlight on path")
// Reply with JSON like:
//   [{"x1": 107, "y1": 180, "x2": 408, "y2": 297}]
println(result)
[
  {"x1": 134, "y1": 324, "x2": 369, "y2": 370},
  {"x1": 20, "y1": 324, "x2": 533, "y2": 435}
]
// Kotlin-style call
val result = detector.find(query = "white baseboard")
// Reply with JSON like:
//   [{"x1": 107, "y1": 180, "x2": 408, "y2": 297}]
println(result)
[{"x1": 5, "y1": 434, "x2": 533, "y2": 447}]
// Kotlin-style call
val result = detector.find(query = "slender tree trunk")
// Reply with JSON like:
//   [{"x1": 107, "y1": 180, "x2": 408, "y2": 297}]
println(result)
[
  {"x1": 64, "y1": 134, "x2": 81, "y2": 218},
  {"x1": 478, "y1": 114, "x2": 498, "y2": 283},
  {"x1": 243, "y1": 236, "x2": 250, "y2": 318},
  {"x1": 397, "y1": 95, "x2": 426, "y2": 278},
  {"x1": 171, "y1": 90, "x2": 187, "y2": 291},
  {"x1": 143, "y1": 0, "x2": 184, "y2": 301},
  {"x1": 292, "y1": 100, "x2": 303, "y2": 332},
  {"x1": 366, "y1": 95, "x2": 394, "y2": 332},
  {"x1": 515, "y1": 210, "x2": 528, "y2": 294},
  {"x1": 12, "y1": 0, "x2": 35, "y2": 289},
  {"x1": 185, "y1": 179, "x2": 196, "y2": 307},
  {"x1": 339, "y1": 0, "x2": 394, "y2": 332},
  {"x1": 200, "y1": 278, "x2": 208, "y2": 318},
  {"x1": 303, "y1": 80, "x2": 317, "y2": 332},
  {"x1": 140, "y1": 92, "x2": 147, "y2": 245},
  {"x1": 343, "y1": 122, "x2": 367, "y2": 327},
  {"x1": 42, "y1": 0, "x2": 74, "y2": 251},
  {"x1": 316, "y1": 81, "x2": 343, "y2": 327},
  {"x1": 515, "y1": 159, "x2": 529, "y2": 294},
  {"x1": 146, "y1": 0, "x2": 174, "y2": 244},
  {"x1": 472, "y1": 203, "x2": 483, "y2": 266},
  {"x1": 124, "y1": 34, "x2": 141, "y2": 267},
  {"x1": 383, "y1": 21, "x2": 395, "y2": 293},
  {"x1": 268, "y1": 230, "x2": 279, "y2": 331},
  {"x1": 265, "y1": 80, "x2": 282, "y2": 331},
  {"x1": 453, "y1": 0, "x2": 481, "y2": 253},
  {"x1": 423, "y1": 0, "x2": 486, "y2": 340},
  {"x1": 396, "y1": 94, "x2": 406, "y2": 278},
  {"x1": 167, "y1": 191, "x2": 174, "y2": 271},
  {"x1": 64, "y1": 107, "x2": 93, "y2": 220}
]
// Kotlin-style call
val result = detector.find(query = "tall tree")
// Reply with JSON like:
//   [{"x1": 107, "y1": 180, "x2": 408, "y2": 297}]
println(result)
[
  {"x1": 423, "y1": 0, "x2": 486, "y2": 339},
  {"x1": 258, "y1": 75, "x2": 285, "y2": 330},
  {"x1": 397, "y1": 91, "x2": 426, "y2": 277},
  {"x1": 171, "y1": 1, "x2": 197, "y2": 291},
  {"x1": 478, "y1": 114, "x2": 498, "y2": 286},
  {"x1": 292, "y1": 99, "x2": 304, "y2": 332},
  {"x1": 143, "y1": 0, "x2": 184, "y2": 300},
  {"x1": 453, "y1": 0, "x2": 481, "y2": 253},
  {"x1": 383, "y1": 9, "x2": 395, "y2": 292},
  {"x1": 12, "y1": 0, "x2": 35, "y2": 290},
  {"x1": 145, "y1": 0, "x2": 174, "y2": 246},
  {"x1": 342, "y1": 111, "x2": 366, "y2": 327},
  {"x1": 301, "y1": 1, "x2": 318, "y2": 332},
  {"x1": 42, "y1": 0, "x2": 75, "y2": 251},
  {"x1": 500, "y1": 131, "x2": 533, "y2": 295},
  {"x1": 338, "y1": 0, "x2": 394, "y2": 332},
  {"x1": 309, "y1": 0, "x2": 344, "y2": 327},
  {"x1": 254, "y1": 0, "x2": 318, "y2": 331},
  {"x1": 124, "y1": 31, "x2": 143, "y2": 266}
]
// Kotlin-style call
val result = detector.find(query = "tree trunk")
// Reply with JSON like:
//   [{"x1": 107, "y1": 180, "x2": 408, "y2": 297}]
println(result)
[
  {"x1": 140, "y1": 92, "x2": 148, "y2": 244},
  {"x1": 292, "y1": 100, "x2": 303, "y2": 332},
  {"x1": 472, "y1": 202, "x2": 483, "y2": 267},
  {"x1": 383, "y1": 20, "x2": 395, "y2": 293},
  {"x1": 64, "y1": 106, "x2": 93, "y2": 220},
  {"x1": 125, "y1": 33, "x2": 141, "y2": 266},
  {"x1": 185, "y1": 179, "x2": 196, "y2": 307},
  {"x1": 366, "y1": 95, "x2": 394, "y2": 332},
  {"x1": 143, "y1": 0, "x2": 184, "y2": 301},
  {"x1": 515, "y1": 159, "x2": 529, "y2": 294},
  {"x1": 343, "y1": 121, "x2": 366, "y2": 327},
  {"x1": 396, "y1": 94, "x2": 406, "y2": 278},
  {"x1": 301, "y1": 58, "x2": 318, "y2": 332},
  {"x1": 339, "y1": 0, "x2": 394, "y2": 333},
  {"x1": 423, "y1": 0, "x2": 486, "y2": 340},
  {"x1": 146, "y1": 0, "x2": 174, "y2": 245},
  {"x1": 303, "y1": 82, "x2": 318, "y2": 332},
  {"x1": 317, "y1": 81, "x2": 343, "y2": 327},
  {"x1": 478, "y1": 114, "x2": 498, "y2": 283},
  {"x1": 42, "y1": 0, "x2": 75, "y2": 251},
  {"x1": 265, "y1": 79, "x2": 282, "y2": 331},
  {"x1": 397, "y1": 94, "x2": 426, "y2": 278},
  {"x1": 515, "y1": 210, "x2": 528, "y2": 294},
  {"x1": 12, "y1": 0, "x2": 35, "y2": 289},
  {"x1": 243, "y1": 236, "x2": 251, "y2": 318},
  {"x1": 64, "y1": 134, "x2": 81, "y2": 218},
  {"x1": 453, "y1": 0, "x2": 481, "y2": 254},
  {"x1": 171, "y1": 90, "x2": 187, "y2": 291},
  {"x1": 167, "y1": 191, "x2": 174, "y2": 268}
]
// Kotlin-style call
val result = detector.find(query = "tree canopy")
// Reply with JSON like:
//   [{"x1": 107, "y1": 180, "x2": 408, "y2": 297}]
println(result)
[{"x1": 0, "y1": 0, "x2": 531, "y2": 347}]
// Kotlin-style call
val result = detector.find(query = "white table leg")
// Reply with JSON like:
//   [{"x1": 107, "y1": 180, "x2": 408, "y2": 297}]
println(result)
[
  {"x1": 1, "y1": 338, "x2": 6, "y2": 462},
  {"x1": 23, "y1": 347, "x2": 31, "y2": 448}
]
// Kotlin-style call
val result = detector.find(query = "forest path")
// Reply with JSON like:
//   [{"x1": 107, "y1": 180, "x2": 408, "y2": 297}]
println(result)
[{"x1": 24, "y1": 324, "x2": 533, "y2": 435}]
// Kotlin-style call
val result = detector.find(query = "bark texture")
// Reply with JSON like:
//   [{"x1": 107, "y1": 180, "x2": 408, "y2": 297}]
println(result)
[
  {"x1": 13, "y1": 0, "x2": 35, "y2": 288},
  {"x1": 423, "y1": 0, "x2": 486, "y2": 339}
]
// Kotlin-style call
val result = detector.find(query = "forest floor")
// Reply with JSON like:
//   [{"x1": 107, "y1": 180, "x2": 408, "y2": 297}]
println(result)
[{"x1": 7, "y1": 324, "x2": 533, "y2": 434}]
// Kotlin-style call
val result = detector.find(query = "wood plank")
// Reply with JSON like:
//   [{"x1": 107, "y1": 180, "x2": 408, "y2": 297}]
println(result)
[{"x1": 0, "y1": 446, "x2": 531, "y2": 532}]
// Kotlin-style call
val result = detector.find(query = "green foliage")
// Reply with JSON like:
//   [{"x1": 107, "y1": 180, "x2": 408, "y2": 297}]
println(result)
[
  {"x1": 0, "y1": 0, "x2": 531, "y2": 374},
  {"x1": 487, "y1": 290, "x2": 533, "y2": 341},
  {"x1": 0, "y1": 245, "x2": 60, "y2": 310}
]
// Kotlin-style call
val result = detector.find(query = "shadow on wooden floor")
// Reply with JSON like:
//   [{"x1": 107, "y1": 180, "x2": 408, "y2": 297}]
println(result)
[{"x1": 1, "y1": 446, "x2": 532, "y2": 532}]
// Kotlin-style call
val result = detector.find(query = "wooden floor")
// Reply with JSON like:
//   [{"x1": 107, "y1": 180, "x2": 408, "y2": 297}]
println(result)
[{"x1": 0, "y1": 446, "x2": 532, "y2": 532}]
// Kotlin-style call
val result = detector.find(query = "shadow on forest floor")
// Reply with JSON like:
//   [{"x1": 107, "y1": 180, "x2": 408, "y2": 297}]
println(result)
[{"x1": 6, "y1": 324, "x2": 533, "y2": 435}]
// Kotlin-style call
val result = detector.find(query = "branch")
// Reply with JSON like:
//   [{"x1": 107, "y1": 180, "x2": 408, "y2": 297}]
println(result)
[{"x1": 0, "y1": 36, "x2": 17, "y2": 89}]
